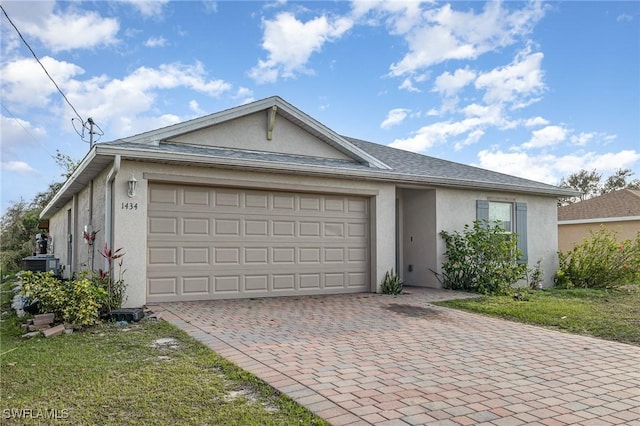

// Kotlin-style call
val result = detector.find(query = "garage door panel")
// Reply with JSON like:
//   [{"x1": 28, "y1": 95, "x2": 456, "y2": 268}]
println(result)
[
  {"x1": 273, "y1": 221, "x2": 295, "y2": 236},
  {"x1": 273, "y1": 274, "x2": 295, "y2": 290},
  {"x1": 149, "y1": 217, "x2": 178, "y2": 235},
  {"x1": 273, "y1": 194, "x2": 295, "y2": 210},
  {"x1": 245, "y1": 220, "x2": 268, "y2": 236},
  {"x1": 182, "y1": 276, "x2": 210, "y2": 295},
  {"x1": 214, "y1": 219, "x2": 240, "y2": 236},
  {"x1": 149, "y1": 247, "x2": 178, "y2": 265},
  {"x1": 272, "y1": 247, "x2": 295, "y2": 263},
  {"x1": 149, "y1": 186, "x2": 178, "y2": 204},
  {"x1": 183, "y1": 187, "x2": 210, "y2": 206},
  {"x1": 148, "y1": 183, "x2": 369, "y2": 301},
  {"x1": 215, "y1": 276, "x2": 240, "y2": 292},
  {"x1": 183, "y1": 247, "x2": 209, "y2": 264},
  {"x1": 183, "y1": 218, "x2": 210, "y2": 235},
  {"x1": 148, "y1": 277, "x2": 178, "y2": 296},
  {"x1": 244, "y1": 275, "x2": 268, "y2": 292},
  {"x1": 215, "y1": 190, "x2": 241, "y2": 207},
  {"x1": 300, "y1": 274, "x2": 321, "y2": 289},
  {"x1": 299, "y1": 221, "x2": 321, "y2": 237},
  {"x1": 245, "y1": 247, "x2": 268, "y2": 264}
]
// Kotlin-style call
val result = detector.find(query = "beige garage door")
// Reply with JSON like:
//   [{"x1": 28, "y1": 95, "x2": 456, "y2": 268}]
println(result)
[{"x1": 147, "y1": 183, "x2": 370, "y2": 301}]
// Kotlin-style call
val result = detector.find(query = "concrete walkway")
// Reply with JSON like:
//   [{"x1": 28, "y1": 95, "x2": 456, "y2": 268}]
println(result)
[{"x1": 149, "y1": 288, "x2": 640, "y2": 426}]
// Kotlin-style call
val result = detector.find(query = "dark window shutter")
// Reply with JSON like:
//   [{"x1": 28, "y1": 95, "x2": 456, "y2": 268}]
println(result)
[
  {"x1": 476, "y1": 200, "x2": 489, "y2": 227},
  {"x1": 516, "y1": 202, "x2": 528, "y2": 263}
]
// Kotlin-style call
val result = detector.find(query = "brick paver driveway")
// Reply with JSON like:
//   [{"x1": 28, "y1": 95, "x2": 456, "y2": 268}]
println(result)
[{"x1": 149, "y1": 288, "x2": 640, "y2": 426}]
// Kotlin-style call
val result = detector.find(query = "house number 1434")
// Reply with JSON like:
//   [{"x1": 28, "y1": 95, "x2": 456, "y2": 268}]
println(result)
[{"x1": 121, "y1": 202, "x2": 138, "y2": 210}]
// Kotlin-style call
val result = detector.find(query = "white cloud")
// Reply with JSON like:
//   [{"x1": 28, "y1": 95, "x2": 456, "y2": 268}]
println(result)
[
  {"x1": 249, "y1": 12, "x2": 353, "y2": 83},
  {"x1": 476, "y1": 147, "x2": 640, "y2": 185},
  {"x1": 351, "y1": 1, "x2": 424, "y2": 35},
  {"x1": 399, "y1": 77, "x2": 420, "y2": 92},
  {"x1": 1, "y1": 160, "x2": 38, "y2": 175},
  {"x1": 3, "y1": 54, "x2": 233, "y2": 139},
  {"x1": 476, "y1": 148, "x2": 560, "y2": 183},
  {"x1": 390, "y1": 117, "x2": 485, "y2": 152},
  {"x1": 523, "y1": 116, "x2": 549, "y2": 127},
  {"x1": 144, "y1": 36, "x2": 167, "y2": 48},
  {"x1": 433, "y1": 67, "x2": 476, "y2": 96},
  {"x1": 617, "y1": 13, "x2": 633, "y2": 23},
  {"x1": 390, "y1": 101, "x2": 508, "y2": 152},
  {"x1": 17, "y1": 8, "x2": 119, "y2": 52},
  {"x1": 454, "y1": 129, "x2": 485, "y2": 151},
  {"x1": 65, "y1": 62, "x2": 232, "y2": 137},
  {"x1": 121, "y1": 0, "x2": 170, "y2": 18},
  {"x1": 203, "y1": 1, "x2": 218, "y2": 14},
  {"x1": 522, "y1": 125, "x2": 567, "y2": 149},
  {"x1": 475, "y1": 48, "x2": 545, "y2": 107},
  {"x1": 381, "y1": 108, "x2": 410, "y2": 129},
  {"x1": 189, "y1": 100, "x2": 205, "y2": 115},
  {"x1": 387, "y1": 1, "x2": 546, "y2": 79},
  {"x1": 569, "y1": 132, "x2": 617, "y2": 147},
  {"x1": 0, "y1": 115, "x2": 46, "y2": 160},
  {"x1": 0, "y1": 56, "x2": 85, "y2": 108}
]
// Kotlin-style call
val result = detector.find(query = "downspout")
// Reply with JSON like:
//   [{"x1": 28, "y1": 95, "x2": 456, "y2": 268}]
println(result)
[{"x1": 104, "y1": 155, "x2": 121, "y2": 271}]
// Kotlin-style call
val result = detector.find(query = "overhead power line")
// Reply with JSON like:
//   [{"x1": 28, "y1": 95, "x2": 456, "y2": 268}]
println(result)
[
  {"x1": 0, "y1": 3, "x2": 84, "y2": 122},
  {"x1": 1, "y1": 4, "x2": 104, "y2": 148}
]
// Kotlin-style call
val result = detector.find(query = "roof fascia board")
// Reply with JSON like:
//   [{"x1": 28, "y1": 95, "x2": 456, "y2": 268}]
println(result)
[
  {"x1": 40, "y1": 148, "x2": 98, "y2": 219},
  {"x1": 97, "y1": 144, "x2": 574, "y2": 198},
  {"x1": 120, "y1": 97, "x2": 280, "y2": 145},
  {"x1": 270, "y1": 98, "x2": 391, "y2": 169},
  {"x1": 558, "y1": 216, "x2": 640, "y2": 225}
]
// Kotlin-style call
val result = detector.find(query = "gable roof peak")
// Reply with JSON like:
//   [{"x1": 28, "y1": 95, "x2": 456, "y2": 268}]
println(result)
[{"x1": 111, "y1": 96, "x2": 389, "y2": 169}]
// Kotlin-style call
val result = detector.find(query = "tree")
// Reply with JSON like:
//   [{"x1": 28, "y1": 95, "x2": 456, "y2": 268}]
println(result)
[
  {"x1": 601, "y1": 168, "x2": 640, "y2": 194},
  {"x1": 559, "y1": 168, "x2": 640, "y2": 205},
  {"x1": 559, "y1": 169, "x2": 601, "y2": 203},
  {"x1": 0, "y1": 151, "x2": 79, "y2": 275},
  {"x1": 0, "y1": 200, "x2": 41, "y2": 275}
]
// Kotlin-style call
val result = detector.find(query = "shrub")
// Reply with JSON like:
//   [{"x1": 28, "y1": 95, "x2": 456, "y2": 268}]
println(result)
[
  {"x1": 64, "y1": 277, "x2": 107, "y2": 325},
  {"x1": 20, "y1": 270, "x2": 66, "y2": 316},
  {"x1": 527, "y1": 258, "x2": 544, "y2": 290},
  {"x1": 381, "y1": 269, "x2": 403, "y2": 295},
  {"x1": 437, "y1": 221, "x2": 527, "y2": 295},
  {"x1": 556, "y1": 227, "x2": 640, "y2": 289},
  {"x1": 19, "y1": 271, "x2": 107, "y2": 326}
]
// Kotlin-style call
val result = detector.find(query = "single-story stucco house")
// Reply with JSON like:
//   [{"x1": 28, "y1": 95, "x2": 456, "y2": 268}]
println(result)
[
  {"x1": 40, "y1": 96, "x2": 576, "y2": 307},
  {"x1": 557, "y1": 189, "x2": 640, "y2": 252}
]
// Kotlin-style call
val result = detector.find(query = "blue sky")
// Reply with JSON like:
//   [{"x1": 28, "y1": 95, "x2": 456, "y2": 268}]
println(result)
[{"x1": 1, "y1": 0, "x2": 639, "y2": 214}]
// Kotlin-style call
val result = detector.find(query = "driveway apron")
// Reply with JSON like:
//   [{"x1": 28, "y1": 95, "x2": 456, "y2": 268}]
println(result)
[{"x1": 149, "y1": 288, "x2": 640, "y2": 426}]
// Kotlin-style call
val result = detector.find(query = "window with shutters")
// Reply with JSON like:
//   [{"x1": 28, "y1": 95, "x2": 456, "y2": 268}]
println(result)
[
  {"x1": 489, "y1": 201, "x2": 513, "y2": 232},
  {"x1": 476, "y1": 199, "x2": 528, "y2": 263}
]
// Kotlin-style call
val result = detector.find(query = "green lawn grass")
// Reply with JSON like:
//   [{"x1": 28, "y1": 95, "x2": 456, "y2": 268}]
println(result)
[
  {"x1": 434, "y1": 287, "x2": 640, "y2": 346},
  {"x1": 0, "y1": 279, "x2": 328, "y2": 426}
]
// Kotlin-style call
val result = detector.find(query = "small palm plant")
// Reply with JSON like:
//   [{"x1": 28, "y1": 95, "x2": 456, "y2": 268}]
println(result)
[{"x1": 381, "y1": 269, "x2": 403, "y2": 295}]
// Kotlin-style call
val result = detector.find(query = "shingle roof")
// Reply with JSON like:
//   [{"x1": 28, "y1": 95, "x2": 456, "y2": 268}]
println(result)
[
  {"x1": 104, "y1": 136, "x2": 571, "y2": 196},
  {"x1": 345, "y1": 137, "x2": 566, "y2": 194},
  {"x1": 41, "y1": 96, "x2": 576, "y2": 220},
  {"x1": 557, "y1": 189, "x2": 640, "y2": 220}
]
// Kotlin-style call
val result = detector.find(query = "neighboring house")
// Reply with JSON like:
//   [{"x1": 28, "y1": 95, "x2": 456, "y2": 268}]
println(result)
[
  {"x1": 557, "y1": 189, "x2": 640, "y2": 252},
  {"x1": 40, "y1": 96, "x2": 575, "y2": 306}
]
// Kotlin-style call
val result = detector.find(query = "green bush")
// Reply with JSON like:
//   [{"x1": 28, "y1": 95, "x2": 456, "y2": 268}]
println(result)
[
  {"x1": 437, "y1": 221, "x2": 527, "y2": 295},
  {"x1": 20, "y1": 270, "x2": 66, "y2": 316},
  {"x1": 381, "y1": 269, "x2": 403, "y2": 295},
  {"x1": 556, "y1": 227, "x2": 640, "y2": 289},
  {"x1": 19, "y1": 271, "x2": 107, "y2": 326},
  {"x1": 64, "y1": 277, "x2": 108, "y2": 325}
]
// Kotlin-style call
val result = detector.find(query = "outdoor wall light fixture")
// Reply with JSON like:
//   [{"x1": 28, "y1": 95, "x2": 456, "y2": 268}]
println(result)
[{"x1": 127, "y1": 175, "x2": 137, "y2": 198}]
